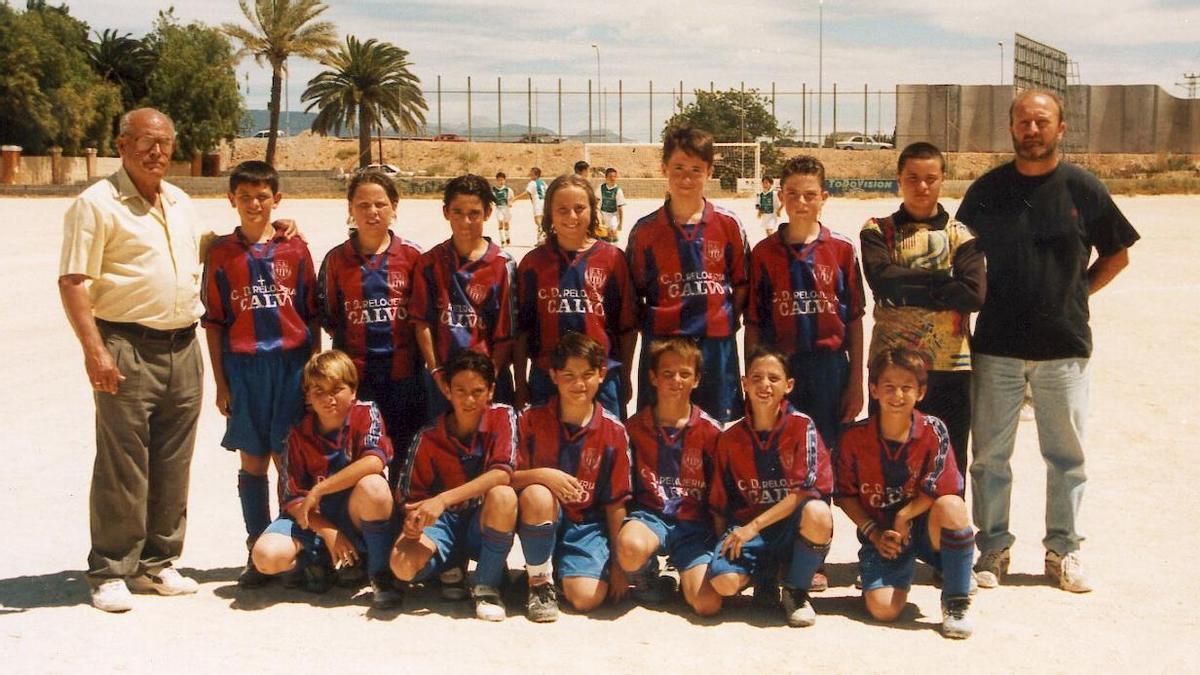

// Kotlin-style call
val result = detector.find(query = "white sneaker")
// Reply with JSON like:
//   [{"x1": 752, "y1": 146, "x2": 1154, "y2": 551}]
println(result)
[
  {"x1": 1045, "y1": 550, "x2": 1093, "y2": 593},
  {"x1": 781, "y1": 587, "x2": 816, "y2": 627},
  {"x1": 127, "y1": 566, "x2": 199, "y2": 596},
  {"x1": 91, "y1": 578, "x2": 133, "y2": 612},
  {"x1": 472, "y1": 585, "x2": 506, "y2": 622},
  {"x1": 941, "y1": 597, "x2": 975, "y2": 639}
]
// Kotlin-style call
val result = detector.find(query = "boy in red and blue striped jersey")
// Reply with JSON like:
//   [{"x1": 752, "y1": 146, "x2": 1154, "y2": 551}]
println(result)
[
  {"x1": 411, "y1": 174, "x2": 517, "y2": 416},
  {"x1": 201, "y1": 160, "x2": 319, "y2": 587},
  {"x1": 626, "y1": 122, "x2": 750, "y2": 424},
  {"x1": 514, "y1": 173, "x2": 636, "y2": 419},
  {"x1": 511, "y1": 332, "x2": 633, "y2": 622},
  {"x1": 250, "y1": 351, "x2": 398, "y2": 607},
  {"x1": 318, "y1": 172, "x2": 425, "y2": 489},
  {"x1": 746, "y1": 155, "x2": 866, "y2": 449},
  {"x1": 707, "y1": 348, "x2": 834, "y2": 627},
  {"x1": 390, "y1": 350, "x2": 519, "y2": 621},
  {"x1": 616, "y1": 338, "x2": 723, "y2": 615},
  {"x1": 835, "y1": 347, "x2": 976, "y2": 639}
]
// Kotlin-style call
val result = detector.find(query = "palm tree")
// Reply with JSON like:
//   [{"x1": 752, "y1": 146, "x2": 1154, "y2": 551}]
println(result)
[
  {"x1": 302, "y1": 36, "x2": 428, "y2": 169},
  {"x1": 86, "y1": 29, "x2": 158, "y2": 139},
  {"x1": 221, "y1": 0, "x2": 337, "y2": 165}
]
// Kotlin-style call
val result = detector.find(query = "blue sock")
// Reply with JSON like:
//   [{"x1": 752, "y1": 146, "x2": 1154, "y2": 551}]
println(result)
[
  {"x1": 475, "y1": 526, "x2": 515, "y2": 589},
  {"x1": 237, "y1": 470, "x2": 271, "y2": 541},
  {"x1": 939, "y1": 527, "x2": 976, "y2": 599},
  {"x1": 518, "y1": 521, "x2": 556, "y2": 583},
  {"x1": 784, "y1": 535, "x2": 830, "y2": 591},
  {"x1": 361, "y1": 519, "x2": 396, "y2": 581}
]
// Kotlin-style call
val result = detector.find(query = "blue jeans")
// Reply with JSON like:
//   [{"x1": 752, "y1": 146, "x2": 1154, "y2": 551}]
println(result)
[{"x1": 970, "y1": 354, "x2": 1089, "y2": 555}]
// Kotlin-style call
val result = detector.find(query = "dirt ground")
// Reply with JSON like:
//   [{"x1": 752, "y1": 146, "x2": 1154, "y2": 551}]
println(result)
[
  {"x1": 1, "y1": 194, "x2": 1195, "y2": 673},
  {"x1": 227, "y1": 134, "x2": 1199, "y2": 182}
]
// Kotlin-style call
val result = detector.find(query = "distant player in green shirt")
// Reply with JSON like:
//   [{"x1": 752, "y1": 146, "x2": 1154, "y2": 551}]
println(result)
[
  {"x1": 596, "y1": 167, "x2": 626, "y2": 242},
  {"x1": 756, "y1": 176, "x2": 782, "y2": 236},
  {"x1": 492, "y1": 172, "x2": 515, "y2": 246}
]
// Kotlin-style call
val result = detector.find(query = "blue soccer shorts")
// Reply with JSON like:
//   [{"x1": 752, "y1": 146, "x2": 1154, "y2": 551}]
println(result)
[
  {"x1": 707, "y1": 505, "x2": 805, "y2": 581},
  {"x1": 625, "y1": 509, "x2": 714, "y2": 572},
  {"x1": 410, "y1": 505, "x2": 484, "y2": 582},
  {"x1": 857, "y1": 512, "x2": 941, "y2": 592},
  {"x1": 263, "y1": 491, "x2": 364, "y2": 555},
  {"x1": 221, "y1": 348, "x2": 309, "y2": 457}
]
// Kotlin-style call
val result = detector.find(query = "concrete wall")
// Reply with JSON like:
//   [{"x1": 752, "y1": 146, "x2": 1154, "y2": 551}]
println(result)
[
  {"x1": 898, "y1": 84, "x2": 1200, "y2": 154},
  {"x1": 12, "y1": 156, "x2": 188, "y2": 185}
]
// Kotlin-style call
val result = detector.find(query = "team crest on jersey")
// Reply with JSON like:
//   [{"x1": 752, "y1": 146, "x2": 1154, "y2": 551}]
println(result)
[
  {"x1": 683, "y1": 451, "x2": 702, "y2": 473},
  {"x1": 779, "y1": 448, "x2": 794, "y2": 472},
  {"x1": 585, "y1": 267, "x2": 607, "y2": 291},
  {"x1": 466, "y1": 282, "x2": 488, "y2": 304},
  {"x1": 273, "y1": 260, "x2": 292, "y2": 281},
  {"x1": 581, "y1": 446, "x2": 601, "y2": 471},
  {"x1": 812, "y1": 263, "x2": 834, "y2": 287},
  {"x1": 388, "y1": 271, "x2": 408, "y2": 293},
  {"x1": 705, "y1": 240, "x2": 723, "y2": 263}
]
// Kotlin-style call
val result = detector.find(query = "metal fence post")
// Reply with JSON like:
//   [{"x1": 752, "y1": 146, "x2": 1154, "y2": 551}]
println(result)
[
  {"x1": 832, "y1": 82, "x2": 838, "y2": 145},
  {"x1": 802, "y1": 83, "x2": 806, "y2": 144},
  {"x1": 436, "y1": 74, "x2": 442, "y2": 136},
  {"x1": 467, "y1": 76, "x2": 473, "y2": 141},
  {"x1": 863, "y1": 83, "x2": 868, "y2": 137},
  {"x1": 649, "y1": 80, "x2": 654, "y2": 143},
  {"x1": 497, "y1": 77, "x2": 502, "y2": 141},
  {"x1": 557, "y1": 78, "x2": 562, "y2": 140},
  {"x1": 527, "y1": 78, "x2": 532, "y2": 138},
  {"x1": 618, "y1": 79, "x2": 623, "y2": 142},
  {"x1": 588, "y1": 79, "x2": 593, "y2": 142}
]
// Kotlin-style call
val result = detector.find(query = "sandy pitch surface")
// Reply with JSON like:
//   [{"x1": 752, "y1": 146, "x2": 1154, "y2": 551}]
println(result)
[{"x1": 1, "y1": 194, "x2": 1196, "y2": 673}]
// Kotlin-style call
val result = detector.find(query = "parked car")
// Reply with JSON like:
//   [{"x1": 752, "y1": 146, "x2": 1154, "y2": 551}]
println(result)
[
  {"x1": 834, "y1": 135, "x2": 894, "y2": 150},
  {"x1": 518, "y1": 132, "x2": 562, "y2": 144},
  {"x1": 355, "y1": 163, "x2": 416, "y2": 177},
  {"x1": 432, "y1": 133, "x2": 466, "y2": 142},
  {"x1": 252, "y1": 129, "x2": 285, "y2": 138}
]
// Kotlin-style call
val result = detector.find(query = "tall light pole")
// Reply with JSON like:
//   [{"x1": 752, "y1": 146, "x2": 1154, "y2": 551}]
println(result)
[
  {"x1": 998, "y1": 41, "x2": 1005, "y2": 84},
  {"x1": 818, "y1": 0, "x2": 823, "y2": 147},
  {"x1": 592, "y1": 44, "x2": 601, "y2": 139}
]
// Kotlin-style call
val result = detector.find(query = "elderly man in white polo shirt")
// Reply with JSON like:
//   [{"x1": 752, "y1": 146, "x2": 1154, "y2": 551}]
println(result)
[{"x1": 59, "y1": 108, "x2": 210, "y2": 612}]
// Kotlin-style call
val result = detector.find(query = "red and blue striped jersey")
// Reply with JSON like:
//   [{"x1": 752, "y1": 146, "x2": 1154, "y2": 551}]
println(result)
[
  {"x1": 281, "y1": 400, "x2": 393, "y2": 511},
  {"x1": 409, "y1": 239, "x2": 516, "y2": 364},
  {"x1": 625, "y1": 404, "x2": 721, "y2": 523},
  {"x1": 517, "y1": 237, "x2": 636, "y2": 370},
  {"x1": 397, "y1": 403, "x2": 518, "y2": 508},
  {"x1": 708, "y1": 403, "x2": 832, "y2": 525},
  {"x1": 317, "y1": 232, "x2": 423, "y2": 380},
  {"x1": 201, "y1": 230, "x2": 316, "y2": 355},
  {"x1": 517, "y1": 400, "x2": 632, "y2": 524},
  {"x1": 626, "y1": 200, "x2": 750, "y2": 338},
  {"x1": 747, "y1": 224, "x2": 866, "y2": 355},
  {"x1": 834, "y1": 411, "x2": 962, "y2": 528}
]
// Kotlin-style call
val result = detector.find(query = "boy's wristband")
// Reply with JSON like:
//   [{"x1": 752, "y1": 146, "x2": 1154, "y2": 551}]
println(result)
[{"x1": 858, "y1": 520, "x2": 879, "y2": 539}]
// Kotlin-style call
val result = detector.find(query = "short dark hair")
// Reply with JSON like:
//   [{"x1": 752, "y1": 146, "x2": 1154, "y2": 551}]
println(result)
[
  {"x1": 542, "y1": 173, "x2": 600, "y2": 239},
  {"x1": 778, "y1": 155, "x2": 826, "y2": 190},
  {"x1": 868, "y1": 347, "x2": 929, "y2": 387},
  {"x1": 346, "y1": 170, "x2": 399, "y2": 204},
  {"x1": 604, "y1": 167, "x2": 617, "y2": 176},
  {"x1": 745, "y1": 345, "x2": 790, "y2": 377},
  {"x1": 661, "y1": 122, "x2": 714, "y2": 166},
  {"x1": 495, "y1": 171, "x2": 507, "y2": 179},
  {"x1": 444, "y1": 349, "x2": 496, "y2": 388},
  {"x1": 574, "y1": 160, "x2": 589, "y2": 175},
  {"x1": 229, "y1": 160, "x2": 279, "y2": 193},
  {"x1": 897, "y1": 142, "x2": 946, "y2": 174},
  {"x1": 550, "y1": 331, "x2": 606, "y2": 370},
  {"x1": 530, "y1": 166, "x2": 542, "y2": 178},
  {"x1": 442, "y1": 173, "x2": 495, "y2": 210},
  {"x1": 1009, "y1": 88, "x2": 1065, "y2": 125}
]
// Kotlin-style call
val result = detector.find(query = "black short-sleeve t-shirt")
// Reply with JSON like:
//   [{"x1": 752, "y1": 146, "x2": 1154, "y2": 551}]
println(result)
[{"x1": 956, "y1": 162, "x2": 1139, "y2": 360}]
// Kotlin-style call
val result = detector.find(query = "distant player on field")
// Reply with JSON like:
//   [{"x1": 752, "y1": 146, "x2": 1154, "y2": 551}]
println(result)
[
  {"x1": 597, "y1": 167, "x2": 627, "y2": 242},
  {"x1": 492, "y1": 172, "x2": 515, "y2": 246},
  {"x1": 201, "y1": 160, "x2": 320, "y2": 588},
  {"x1": 626, "y1": 122, "x2": 751, "y2": 424},
  {"x1": 512, "y1": 166, "x2": 547, "y2": 244},
  {"x1": 755, "y1": 175, "x2": 782, "y2": 236}
]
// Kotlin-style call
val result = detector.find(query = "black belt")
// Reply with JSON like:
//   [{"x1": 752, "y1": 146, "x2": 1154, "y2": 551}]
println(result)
[{"x1": 96, "y1": 318, "x2": 197, "y2": 343}]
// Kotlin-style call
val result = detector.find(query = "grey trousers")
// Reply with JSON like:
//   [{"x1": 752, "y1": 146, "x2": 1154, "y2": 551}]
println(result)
[{"x1": 87, "y1": 325, "x2": 203, "y2": 583}]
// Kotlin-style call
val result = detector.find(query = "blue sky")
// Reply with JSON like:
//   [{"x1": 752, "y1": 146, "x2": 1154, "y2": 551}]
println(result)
[{"x1": 63, "y1": 0, "x2": 1200, "y2": 139}]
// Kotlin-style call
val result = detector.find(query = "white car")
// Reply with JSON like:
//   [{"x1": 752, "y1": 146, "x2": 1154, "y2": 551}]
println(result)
[
  {"x1": 252, "y1": 129, "x2": 285, "y2": 138},
  {"x1": 359, "y1": 163, "x2": 415, "y2": 177},
  {"x1": 835, "y1": 135, "x2": 894, "y2": 150}
]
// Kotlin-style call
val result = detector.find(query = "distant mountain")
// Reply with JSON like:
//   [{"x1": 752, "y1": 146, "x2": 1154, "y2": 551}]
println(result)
[{"x1": 241, "y1": 109, "x2": 630, "y2": 142}]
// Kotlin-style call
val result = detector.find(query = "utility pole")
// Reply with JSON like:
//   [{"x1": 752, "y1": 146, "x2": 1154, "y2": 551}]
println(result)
[{"x1": 1178, "y1": 73, "x2": 1200, "y2": 99}]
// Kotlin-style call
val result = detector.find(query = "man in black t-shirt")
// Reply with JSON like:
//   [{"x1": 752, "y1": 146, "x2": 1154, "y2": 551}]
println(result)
[{"x1": 956, "y1": 90, "x2": 1139, "y2": 594}]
